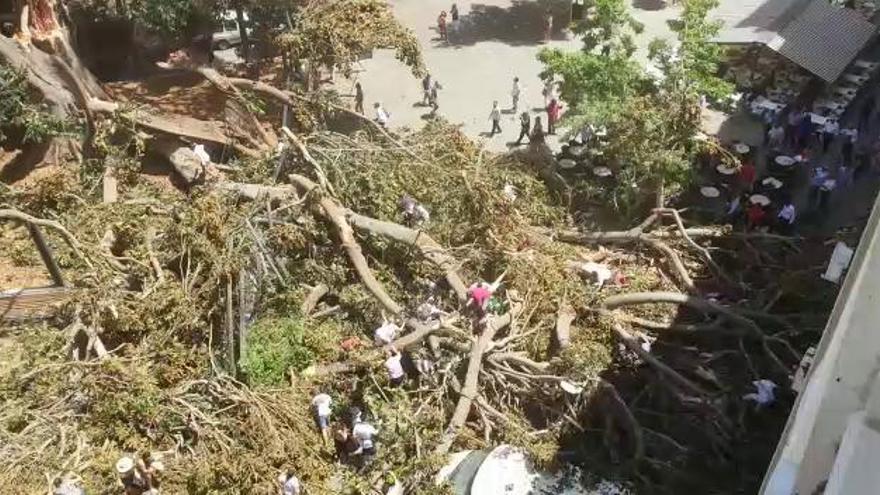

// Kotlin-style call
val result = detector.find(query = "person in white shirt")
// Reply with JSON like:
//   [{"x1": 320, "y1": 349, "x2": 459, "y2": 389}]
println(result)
[
  {"x1": 489, "y1": 101, "x2": 502, "y2": 136},
  {"x1": 352, "y1": 420, "x2": 378, "y2": 465},
  {"x1": 776, "y1": 201, "x2": 796, "y2": 234},
  {"x1": 511, "y1": 77, "x2": 521, "y2": 112},
  {"x1": 767, "y1": 124, "x2": 785, "y2": 150},
  {"x1": 311, "y1": 392, "x2": 332, "y2": 443},
  {"x1": 277, "y1": 470, "x2": 301, "y2": 495},
  {"x1": 384, "y1": 346, "x2": 406, "y2": 387},
  {"x1": 374, "y1": 102, "x2": 390, "y2": 127},
  {"x1": 373, "y1": 321, "x2": 400, "y2": 346},
  {"x1": 821, "y1": 118, "x2": 839, "y2": 153}
]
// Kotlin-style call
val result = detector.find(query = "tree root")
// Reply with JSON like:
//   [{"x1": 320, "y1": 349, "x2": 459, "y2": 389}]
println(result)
[
  {"x1": 611, "y1": 322, "x2": 710, "y2": 397},
  {"x1": 603, "y1": 291, "x2": 793, "y2": 377}
]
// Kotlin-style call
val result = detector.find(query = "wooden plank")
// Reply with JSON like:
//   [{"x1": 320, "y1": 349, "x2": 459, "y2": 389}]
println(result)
[{"x1": 0, "y1": 287, "x2": 76, "y2": 322}]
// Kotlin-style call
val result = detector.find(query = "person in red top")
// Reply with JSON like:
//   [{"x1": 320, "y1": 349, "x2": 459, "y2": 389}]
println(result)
[
  {"x1": 738, "y1": 161, "x2": 756, "y2": 191},
  {"x1": 468, "y1": 283, "x2": 492, "y2": 314},
  {"x1": 546, "y1": 98, "x2": 563, "y2": 135},
  {"x1": 746, "y1": 203, "x2": 766, "y2": 230},
  {"x1": 437, "y1": 11, "x2": 448, "y2": 41}
]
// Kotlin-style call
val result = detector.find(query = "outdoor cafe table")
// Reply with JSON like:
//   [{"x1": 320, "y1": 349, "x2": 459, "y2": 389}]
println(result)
[
  {"x1": 749, "y1": 194, "x2": 772, "y2": 207},
  {"x1": 716, "y1": 164, "x2": 738, "y2": 176}
]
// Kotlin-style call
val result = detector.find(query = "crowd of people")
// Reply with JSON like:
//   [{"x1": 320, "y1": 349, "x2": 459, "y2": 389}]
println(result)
[{"x1": 706, "y1": 89, "x2": 880, "y2": 234}]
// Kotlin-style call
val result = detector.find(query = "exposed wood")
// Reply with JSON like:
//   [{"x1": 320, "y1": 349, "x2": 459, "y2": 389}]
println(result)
[
  {"x1": 102, "y1": 166, "x2": 118, "y2": 203},
  {"x1": 301, "y1": 283, "x2": 329, "y2": 315},
  {"x1": 435, "y1": 310, "x2": 515, "y2": 456},
  {"x1": 346, "y1": 212, "x2": 469, "y2": 302},
  {"x1": 27, "y1": 223, "x2": 66, "y2": 287},
  {"x1": 289, "y1": 173, "x2": 403, "y2": 314},
  {"x1": 87, "y1": 98, "x2": 235, "y2": 148},
  {"x1": 145, "y1": 227, "x2": 164, "y2": 283},
  {"x1": 555, "y1": 300, "x2": 576, "y2": 350},
  {"x1": 0, "y1": 287, "x2": 77, "y2": 322}
]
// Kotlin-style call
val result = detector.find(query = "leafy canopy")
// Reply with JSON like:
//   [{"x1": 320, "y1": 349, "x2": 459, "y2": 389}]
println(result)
[{"x1": 539, "y1": 0, "x2": 732, "y2": 214}]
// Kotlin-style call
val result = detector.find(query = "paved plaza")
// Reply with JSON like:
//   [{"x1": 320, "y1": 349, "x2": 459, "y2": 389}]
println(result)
[{"x1": 339, "y1": 0, "x2": 680, "y2": 151}]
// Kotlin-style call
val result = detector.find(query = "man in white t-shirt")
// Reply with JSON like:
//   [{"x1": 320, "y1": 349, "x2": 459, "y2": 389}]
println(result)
[
  {"x1": 352, "y1": 420, "x2": 379, "y2": 457},
  {"x1": 374, "y1": 321, "x2": 400, "y2": 346},
  {"x1": 277, "y1": 470, "x2": 301, "y2": 495},
  {"x1": 384, "y1": 346, "x2": 406, "y2": 387},
  {"x1": 311, "y1": 392, "x2": 332, "y2": 444},
  {"x1": 374, "y1": 102, "x2": 390, "y2": 127}
]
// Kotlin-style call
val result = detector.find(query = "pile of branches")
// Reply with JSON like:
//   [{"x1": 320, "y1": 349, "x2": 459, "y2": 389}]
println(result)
[{"x1": 0, "y1": 8, "x2": 839, "y2": 494}]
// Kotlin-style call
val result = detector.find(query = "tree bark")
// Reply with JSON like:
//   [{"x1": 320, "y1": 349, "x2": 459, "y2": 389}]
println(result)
[
  {"x1": 289, "y1": 173, "x2": 403, "y2": 315},
  {"x1": 434, "y1": 311, "x2": 514, "y2": 456},
  {"x1": 346, "y1": 212, "x2": 469, "y2": 302}
]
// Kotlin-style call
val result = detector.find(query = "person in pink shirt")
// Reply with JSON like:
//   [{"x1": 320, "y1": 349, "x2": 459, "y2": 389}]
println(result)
[
  {"x1": 546, "y1": 98, "x2": 563, "y2": 135},
  {"x1": 468, "y1": 282, "x2": 493, "y2": 314}
]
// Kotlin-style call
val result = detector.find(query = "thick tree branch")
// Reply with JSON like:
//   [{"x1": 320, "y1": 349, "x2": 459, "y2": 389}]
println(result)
[
  {"x1": 434, "y1": 310, "x2": 515, "y2": 456},
  {"x1": 289, "y1": 173, "x2": 402, "y2": 314},
  {"x1": 346, "y1": 212, "x2": 469, "y2": 302}
]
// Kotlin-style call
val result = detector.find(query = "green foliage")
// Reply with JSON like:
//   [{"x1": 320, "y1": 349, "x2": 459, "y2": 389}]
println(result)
[
  {"x1": 0, "y1": 65, "x2": 73, "y2": 144},
  {"x1": 242, "y1": 315, "x2": 341, "y2": 385},
  {"x1": 538, "y1": 48, "x2": 645, "y2": 119},
  {"x1": 278, "y1": 0, "x2": 425, "y2": 77},
  {"x1": 572, "y1": 0, "x2": 644, "y2": 56},
  {"x1": 539, "y1": 0, "x2": 730, "y2": 217},
  {"x1": 649, "y1": 0, "x2": 734, "y2": 104}
]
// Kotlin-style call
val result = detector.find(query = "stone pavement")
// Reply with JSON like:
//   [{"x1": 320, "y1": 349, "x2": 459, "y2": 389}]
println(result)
[{"x1": 333, "y1": 0, "x2": 680, "y2": 152}]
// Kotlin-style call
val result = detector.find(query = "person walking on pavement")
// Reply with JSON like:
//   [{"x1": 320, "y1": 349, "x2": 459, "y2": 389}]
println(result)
[
  {"x1": 489, "y1": 101, "x2": 502, "y2": 136},
  {"x1": 429, "y1": 80, "x2": 441, "y2": 115},
  {"x1": 542, "y1": 79, "x2": 555, "y2": 106},
  {"x1": 542, "y1": 8, "x2": 553, "y2": 43},
  {"x1": 421, "y1": 72, "x2": 432, "y2": 106},
  {"x1": 354, "y1": 82, "x2": 364, "y2": 114},
  {"x1": 437, "y1": 11, "x2": 448, "y2": 41},
  {"x1": 515, "y1": 111, "x2": 531, "y2": 145},
  {"x1": 511, "y1": 77, "x2": 521, "y2": 112},
  {"x1": 531, "y1": 116, "x2": 545, "y2": 145},
  {"x1": 451, "y1": 3, "x2": 459, "y2": 21},
  {"x1": 546, "y1": 98, "x2": 563, "y2": 135}
]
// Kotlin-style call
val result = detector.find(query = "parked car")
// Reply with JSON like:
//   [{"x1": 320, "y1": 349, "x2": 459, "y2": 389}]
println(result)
[{"x1": 212, "y1": 11, "x2": 251, "y2": 50}]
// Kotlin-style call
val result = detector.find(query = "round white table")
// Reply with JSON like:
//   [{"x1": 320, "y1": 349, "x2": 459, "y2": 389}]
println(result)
[
  {"x1": 762, "y1": 177, "x2": 784, "y2": 190},
  {"x1": 734, "y1": 143, "x2": 750, "y2": 154},
  {"x1": 593, "y1": 166, "x2": 612, "y2": 177},
  {"x1": 775, "y1": 155, "x2": 796, "y2": 167},
  {"x1": 716, "y1": 164, "x2": 738, "y2": 175},
  {"x1": 750, "y1": 194, "x2": 771, "y2": 206},
  {"x1": 568, "y1": 145, "x2": 586, "y2": 158},
  {"x1": 559, "y1": 158, "x2": 577, "y2": 170},
  {"x1": 700, "y1": 186, "x2": 721, "y2": 198}
]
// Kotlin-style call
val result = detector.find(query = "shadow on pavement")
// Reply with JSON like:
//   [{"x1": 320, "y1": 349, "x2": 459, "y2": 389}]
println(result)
[
  {"x1": 631, "y1": 0, "x2": 668, "y2": 12},
  {"x1": 435, "y1": 0, "x2": 571, "y2": 47}
]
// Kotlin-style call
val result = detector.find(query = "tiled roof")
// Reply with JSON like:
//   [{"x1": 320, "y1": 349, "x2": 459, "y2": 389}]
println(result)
[
  {"x1": 714, "y1": 0, "x2": 877, "y2": 82},
  {"x1": 767, "y1": 0, "x2": 876, "y2": 82}
]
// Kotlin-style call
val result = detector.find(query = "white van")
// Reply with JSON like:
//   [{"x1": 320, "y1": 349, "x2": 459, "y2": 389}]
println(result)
[{"x1": 212, "y1": 10, "x2": 251, "y2": 50}]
